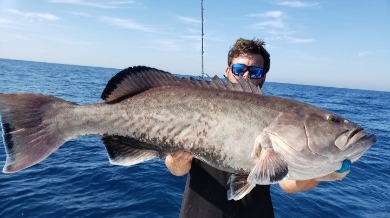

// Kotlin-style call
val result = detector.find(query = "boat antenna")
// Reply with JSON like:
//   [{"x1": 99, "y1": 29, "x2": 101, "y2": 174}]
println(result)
[{"x1": 201, "y1": 0, "x2": 205, "y2": 79}]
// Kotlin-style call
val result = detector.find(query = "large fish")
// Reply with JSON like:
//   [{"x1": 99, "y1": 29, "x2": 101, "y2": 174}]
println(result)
[{"x1": 0, "y1": 66, "x2": 376, "y2": 200}]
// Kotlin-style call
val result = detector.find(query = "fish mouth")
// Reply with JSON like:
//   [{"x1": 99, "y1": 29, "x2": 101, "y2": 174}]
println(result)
[
  {"x1": 343, "y1": 129, "x2": 376, "y2": 162},
  {"x1": 346, "y1": 128, "x2": 376, "y2": 148},
  {"x1": 336, "y1": 127, "x2": 369, "y2": 151}
]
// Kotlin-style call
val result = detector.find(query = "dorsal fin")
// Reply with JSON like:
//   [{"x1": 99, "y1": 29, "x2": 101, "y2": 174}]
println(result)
[
  {"x1": 101, "y1": 66, "x2": 179, "y2": 102},
  {"x1": 101, "y1": 66, "x2": 262, "y2": 103}
]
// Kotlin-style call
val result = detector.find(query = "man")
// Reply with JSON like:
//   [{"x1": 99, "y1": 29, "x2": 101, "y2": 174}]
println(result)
[{"x1": 166, "y1": 38, "x2": 319, "y2": 217}]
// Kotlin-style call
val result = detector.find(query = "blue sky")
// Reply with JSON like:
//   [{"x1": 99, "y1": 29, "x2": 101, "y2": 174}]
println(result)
[{"x1": 0, "y1": 0, "x2": 389, "y2": 91}]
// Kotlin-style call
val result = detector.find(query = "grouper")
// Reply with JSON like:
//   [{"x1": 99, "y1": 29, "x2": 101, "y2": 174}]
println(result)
[{"x1": 0, "y1": 66, "x2": 376, "y2": 200}]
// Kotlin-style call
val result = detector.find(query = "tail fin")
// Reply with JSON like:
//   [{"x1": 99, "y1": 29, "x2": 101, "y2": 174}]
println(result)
[{"x1": 0, "y1": 94, "x2": 74, "y2": 173}]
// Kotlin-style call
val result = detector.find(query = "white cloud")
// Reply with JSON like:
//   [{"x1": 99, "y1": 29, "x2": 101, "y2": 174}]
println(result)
[
  {"x1": 248, "y1": 11, "x2": 285, "y2": 18},
  {"x1": 1, "y1": 32, "x2": 31, "y2": 41},
  {"x1": 67, "y1": 11, "x2": 91, "y2": 17},
  {"x1": 0, "y1": 18, "x2": 17, "y2": 26},
  {"x1": 250, "y1": 11, "x2": 286, "y2": 30},
  {"x1": 0, "y1": 18, "x2": 25, "y2": 31},
  {"x1": 358, "y1": 51, "x2": 372, "y2": 57},
  {"x1": 176, "y1": 16, "x2": 201, "y2": 25},
  {"x1": 110, "y1": 1, "x2": 136, "y2": 5},
  {"x1": 49, "y1": 37, "x2": 92, "y2": 46},
  {"x1": 264, "y1": 11, "x2": 285, "y2": 18},
  {"x1": 4, "y1": 9, "x2": 60, "y2": 22},
  {"x1": 288, "y1": 37, "x2": 315, "y2": 43},
  {"x1": 100, "y1": 16, "x2": 156, "y2": 32},
  {"x1": 180, "y1": 35, "x2": 201, "y2": 41},
  {"x1": 248, "y1": 9, "x2": 316, "y2": 44},
  {"x1": 49, "y1": 0, "x2": 135, "y2": 9},
  {"x1": 254, "y1": 20, "x2": 286, "y2": 29},
  {"x1": 152, "y1": 40, "x2": 182, "y2": 51},
  {"x1": 276, "y1": 1, "x2": 320, "y2": 8},
  {"x1": 186, "y1": 28, "x2": 200, "y2": 34}
]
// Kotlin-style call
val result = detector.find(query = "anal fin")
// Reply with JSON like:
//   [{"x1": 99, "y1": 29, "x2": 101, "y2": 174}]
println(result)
[
  {"x1": 102, "y1": 135, "x2": 160, "y2": 166},
  {"x1": 227, "y1": 174, "x2": 256, "y2": 201}
]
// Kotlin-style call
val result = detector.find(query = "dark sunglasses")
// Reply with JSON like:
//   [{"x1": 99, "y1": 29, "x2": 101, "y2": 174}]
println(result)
[{"x1": 231, "y1": 63, "x2": 265, "y2": 79}]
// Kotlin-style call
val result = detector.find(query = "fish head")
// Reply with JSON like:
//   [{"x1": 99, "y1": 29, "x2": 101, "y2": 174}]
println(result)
[
  {"x1": 303, "y1": 112, "x2": 376, "y2": 163},
  {"x1": 263, "y1": 109, "x2": 376, "y2": 181}
]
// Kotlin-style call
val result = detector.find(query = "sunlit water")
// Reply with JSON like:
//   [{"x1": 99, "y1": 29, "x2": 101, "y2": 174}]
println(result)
[{"x1": 0, "y1": 59, "x2": 389, "y2": 217}]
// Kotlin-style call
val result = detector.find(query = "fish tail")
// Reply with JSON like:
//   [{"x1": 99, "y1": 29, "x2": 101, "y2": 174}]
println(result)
[{"x1": 0, "y1": 93, "x2": 75, "y2": 173}]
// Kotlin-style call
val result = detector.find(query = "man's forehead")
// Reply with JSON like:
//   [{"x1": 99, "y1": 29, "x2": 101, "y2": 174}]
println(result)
[{"x1": 232, "y1": 54, "x2": 265, "y2": 66}]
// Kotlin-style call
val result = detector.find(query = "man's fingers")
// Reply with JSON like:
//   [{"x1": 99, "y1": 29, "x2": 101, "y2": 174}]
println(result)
[
  {"x1": 171, "y1": 150, "x2": 193, "y2": 161},
  {"x1": 171, "y1": 150, "x2": 184, "y2": 159},
  {"x1": 181, "y1": 152, "x2": 193, "y2": 161}
]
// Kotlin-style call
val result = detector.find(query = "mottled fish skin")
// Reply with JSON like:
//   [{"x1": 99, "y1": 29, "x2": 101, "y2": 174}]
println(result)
[
  {"x1": 0, "y1": 66, "x2": 376, "y2": 200},
  {"x1": 56, "y1": 86, "x2": 270, "y2": 174}
]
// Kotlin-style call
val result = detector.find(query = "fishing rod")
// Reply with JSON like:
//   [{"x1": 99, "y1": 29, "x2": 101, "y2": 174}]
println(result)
[{"x1": 201, "y1": 0, "x2": 204, "y2": 79}]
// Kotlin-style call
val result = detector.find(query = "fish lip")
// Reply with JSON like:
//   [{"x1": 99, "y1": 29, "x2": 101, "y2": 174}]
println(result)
[
  {"x1": 351, "y1": 134, "x2": 376, "y2": 162},
  {"x1": 347, "y1": 128, "x2": 376, "y2": 148},
  {"x1": 333, "y1": 128, "x2": 375, "y2": 162},
  {"x1": 345, "y1": 131, "x2": 376, "y2": 162}
]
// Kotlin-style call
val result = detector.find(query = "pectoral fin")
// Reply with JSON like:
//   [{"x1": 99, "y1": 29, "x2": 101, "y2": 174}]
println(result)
[
  {"x1": 247, "y1": 148, "x2": 288, "y2": 184},
  {"x1": 227, "y1": 174, "x2": 256, "y2": 201}
]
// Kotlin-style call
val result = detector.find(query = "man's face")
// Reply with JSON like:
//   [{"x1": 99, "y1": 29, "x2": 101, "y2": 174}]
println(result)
[{"x1": 225, "y1": 53, "x2": 266, "y2": 87}]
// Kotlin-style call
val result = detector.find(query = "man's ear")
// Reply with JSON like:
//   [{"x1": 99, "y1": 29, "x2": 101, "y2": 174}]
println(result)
[{"x1": 225, "y1": 66, "x2": 230, "y2": 77}]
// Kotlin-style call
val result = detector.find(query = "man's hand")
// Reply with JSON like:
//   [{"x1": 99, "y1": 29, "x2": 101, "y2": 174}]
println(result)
[
  {"x1": 279, "y1": 179, "x2": 320, "y2": 193},
  {"x1": 165, "y1": 150, "x2": 193, "y2": 176}
]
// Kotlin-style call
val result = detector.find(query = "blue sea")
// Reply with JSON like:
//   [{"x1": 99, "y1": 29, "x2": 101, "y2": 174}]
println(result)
[{"x1": 0, "y1": 58, "x2": 389, "y2": 218}]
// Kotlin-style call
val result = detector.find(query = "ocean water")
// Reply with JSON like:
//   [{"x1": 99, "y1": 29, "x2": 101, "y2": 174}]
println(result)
[{"x1": 0, "y1": 58, "x2": 388, "y2": 218}]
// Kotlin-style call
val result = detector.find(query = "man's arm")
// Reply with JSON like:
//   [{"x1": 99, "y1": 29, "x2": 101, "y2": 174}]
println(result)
[
  {"x1": 166, "y1": 151, "x2": 320, "y2": 192},
  {"x1": 165, "y1": 150, "x2": 193, "y2": 176},
  {"x1": 278, "y1": 179, "x2": 320, "y2": 193}
]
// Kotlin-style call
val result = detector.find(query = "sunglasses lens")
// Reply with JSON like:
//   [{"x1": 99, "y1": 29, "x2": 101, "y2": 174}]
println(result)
[
  {"x1": 249, "y1": 67, "x2": 265, "y2": 79},
  {"x1": 231, "y1": 64, "x2": 246, "y2": 76}
]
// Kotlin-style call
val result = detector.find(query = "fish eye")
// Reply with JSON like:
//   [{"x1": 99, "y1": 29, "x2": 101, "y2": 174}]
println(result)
[{"x1": 327, "y1": 115, "x2": 340, "y2": 123}]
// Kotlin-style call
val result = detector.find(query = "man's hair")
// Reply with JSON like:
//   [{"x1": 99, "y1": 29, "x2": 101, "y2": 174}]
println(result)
[{"x1": 227, "y1": 38, "x2": 270, "y2": 73}]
